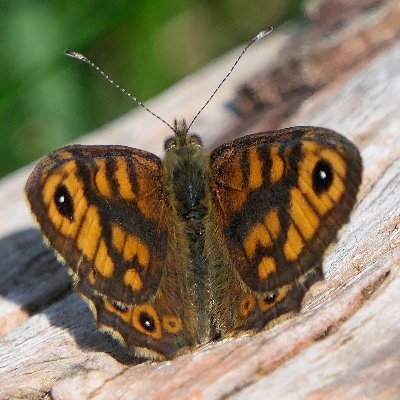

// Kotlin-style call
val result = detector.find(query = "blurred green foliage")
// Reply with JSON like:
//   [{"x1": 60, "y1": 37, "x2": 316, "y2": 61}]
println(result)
[{"x1": 0, "y1": 0, "x2": 304, "y2": 177}]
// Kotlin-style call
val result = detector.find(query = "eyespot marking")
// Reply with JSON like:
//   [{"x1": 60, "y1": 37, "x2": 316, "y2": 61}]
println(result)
[
  {"x1": 240, "y1": 294, "x2": 256, "y2": 317},
  {"x1": 42, "y1": 161, "x2": 91, "y2": 239},
  {"x1": 132, "y1": 305, "x2": 161, "y2": 339},
  {"x1": 320, "y1": 148, "x2": 346, "y2": 178},
  {"x1": 312, "y1": 159, "x2": 333, "y2": 194},
  {"x1": 140, "y1": 312, "x2": 155, "y2": 331},
  {"x1": 298, "y1": 143, "x2": 347, "y2": 216},
  {"x1": 264, "y1": 292, "x2": 277, "y2": 304},
  {"x1": 258, "y1": 286, "x2": 289, "y2": 312},
  {"x1": 54, "y1": 184, "x2": 74, "y2": 220},
  {"x1": 162, "y1": 316, "x2": 183, "y2": 334}
]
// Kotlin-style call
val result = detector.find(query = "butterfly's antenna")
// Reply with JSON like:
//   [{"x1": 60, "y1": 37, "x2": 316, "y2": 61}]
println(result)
[
  {"x1": 65, "y1": 49, "x2": 176, "y2": 133},
  {"x1": 187, "y1": 26, "x2": 273, "y2": 132}
]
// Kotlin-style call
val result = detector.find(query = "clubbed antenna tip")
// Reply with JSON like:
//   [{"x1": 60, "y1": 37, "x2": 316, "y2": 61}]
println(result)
[
  {"x1": 255, "y1": 27, "x2": 273, "y2": 42},
  {"x1": 65, "y1": 49, "x2": 87, "y2": 62}
]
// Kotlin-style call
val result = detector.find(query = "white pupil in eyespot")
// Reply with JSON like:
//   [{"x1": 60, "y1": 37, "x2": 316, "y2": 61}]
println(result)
[
  {"x1": 59, "y1": 195, "x2": 65, "y2": 203},
  {"x1": 319, "y1": 170, "x2": 327, "y2": 180}
]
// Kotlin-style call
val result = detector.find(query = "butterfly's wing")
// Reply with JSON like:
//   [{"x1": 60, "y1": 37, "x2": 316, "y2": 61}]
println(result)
[
  {"x1": 26, "y1": 145, "x2": 194, "y2": 359},
  {"x1": 209, "y1": 127, "x2": 362, "y2": 333}
]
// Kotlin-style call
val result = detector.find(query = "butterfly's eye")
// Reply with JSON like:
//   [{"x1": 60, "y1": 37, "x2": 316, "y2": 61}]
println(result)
[
  {"x1": 164, "y1": 137, "x2": 177, "y2": 150},
  {"x1": 139, "y1": 311, "x2": 156, "y2": 332},
  {"x1": 54, "y1": 184, "x2": 74, "y2": 220},
  {"x1": 312, "y1": 159, "x2": 333, "y2": 194},
  {"x1": 189, "y1": 134, "x2": 203, "y2": 147}
]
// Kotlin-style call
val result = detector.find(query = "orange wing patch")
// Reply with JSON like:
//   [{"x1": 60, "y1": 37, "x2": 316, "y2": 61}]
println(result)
[
  {"x1": 243, "y1": 208, "x2": 281, "y2": 261},
  {"x1": 264, "y1": 208, "x2": 280, "y2": 238},
  {"x1": 115, "y1": 157, "x2": 136, "y2": 200},
  {"x1": 248, "y1": 147, "x2": 263, "y2": 189},
  {"x1": 111, "y1": 223, "x2": 150, "y2": 268},
  {"x1": 258, "y1": 256, "x2": 276, "y2": 280},
  {"x1": 94, "y1": 239, "x2": 115, "y2": 277},
  {"x1": 124, "y1": 269, "x2": 143, "y2": 292},
  {"x1": 284, "y1": 224, "x2": 304, "y2": 261},
  {"x1": 243, "y1": 223, "x2": 272, "y2": 260},
  {"x1": 111, "y1": 222, "x2": 126, "y2": 253},
  {"x1": 290, "y1": 187, "x2": 320, "y2": 240},
  {"x1": 95, "y1": 159, "x2": 113, "y2": 197},
  {"x1": 76, "y1": 206, "x2": 102, "y2": 260},
  {"x1": 124, "y1": 235, "x2": 149, "y2": 267},
  {"x1": 270, "y1": 145, "x2": 284, "y2": 182}
]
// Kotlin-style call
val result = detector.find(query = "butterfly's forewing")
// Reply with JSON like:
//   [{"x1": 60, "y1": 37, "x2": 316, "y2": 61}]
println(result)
[
  {"x1": 26, "y1": 144, "x2": 166, "y2": 304},
  {"x1": 210, "y1": 127, "x2": 362, "y2": 330}
]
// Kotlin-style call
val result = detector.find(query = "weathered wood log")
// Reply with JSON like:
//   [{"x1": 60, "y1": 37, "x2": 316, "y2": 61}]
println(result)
[{"x1": 0, "y1": 0, "x2": 399, "y2": 398}]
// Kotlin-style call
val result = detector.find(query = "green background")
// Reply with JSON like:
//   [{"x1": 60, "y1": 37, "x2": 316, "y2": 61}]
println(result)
[{"x1": 0, "y1": 0, "x2": 304, "y2": 178}]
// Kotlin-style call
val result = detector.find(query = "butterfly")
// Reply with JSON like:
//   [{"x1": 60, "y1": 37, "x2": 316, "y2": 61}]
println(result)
[
  {"x1": 25, "y1": 117, "x2": 362, "y2": 360},
  {"x1": 25, "y1": 27, "x2": 362, "y2": 359}
]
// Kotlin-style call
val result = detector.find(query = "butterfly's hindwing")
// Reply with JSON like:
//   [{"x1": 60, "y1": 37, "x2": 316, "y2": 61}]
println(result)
[{"x1": 77, "y1": 273, "x2": 195, "y2": 359}]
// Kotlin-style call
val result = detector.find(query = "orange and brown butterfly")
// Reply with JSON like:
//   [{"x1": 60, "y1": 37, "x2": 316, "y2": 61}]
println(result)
[{"x1": 25, "y1": 29, "x2": 362, "y2": 360}]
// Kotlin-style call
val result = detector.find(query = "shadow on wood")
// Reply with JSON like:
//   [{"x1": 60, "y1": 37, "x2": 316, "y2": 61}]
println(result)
[{"x1": 0, "y1": 228, "x2": 141, "y2": 365}]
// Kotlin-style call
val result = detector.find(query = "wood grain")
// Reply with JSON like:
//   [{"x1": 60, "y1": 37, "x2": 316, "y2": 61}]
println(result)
[{"x1": 0, "y1": 0, "x2": 399, "y2": 398}]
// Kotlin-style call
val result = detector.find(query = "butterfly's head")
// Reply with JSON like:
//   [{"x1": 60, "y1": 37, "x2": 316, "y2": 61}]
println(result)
[{"x1": 164, "y1": 119, "x2": 203, "y2": 151}]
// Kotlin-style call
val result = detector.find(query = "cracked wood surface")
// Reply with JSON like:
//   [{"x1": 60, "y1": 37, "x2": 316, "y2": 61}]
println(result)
[{"x1": 0, "y1": 0, "x2": 399, "y2": 398}]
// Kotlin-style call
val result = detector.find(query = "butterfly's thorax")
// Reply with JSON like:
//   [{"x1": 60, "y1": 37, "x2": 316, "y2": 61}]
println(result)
[
  {"x1": 163, "y1": 145, "x2": 209, "y2": 222},
  {"x1": 163, "y1": 127, "x2": 213, "y2": 341}
]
